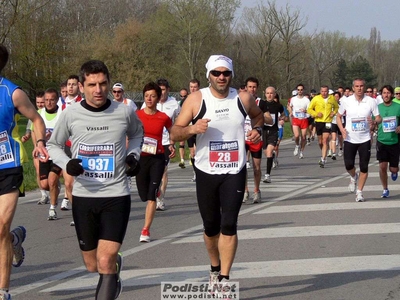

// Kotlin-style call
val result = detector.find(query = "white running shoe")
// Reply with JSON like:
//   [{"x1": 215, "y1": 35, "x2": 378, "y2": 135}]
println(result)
[
  {"x1": 293, "y1": 145, "x2": 299, "y2": 156},
  {"x1": 338, "y1": 149, "x2": 343, "y2": 157},
  {"x1": 348, "y1": 173, "x2": 358, "y2": 193},
  {"x1": 299, "y1": 151, "x2": 304, "y2": 159},
  {"x1": 327, "y1": 149, "x2": 332, "y2": 157},
  {"x1": 60, "y1": 198, "x2": 71, "y2": 211},
  {"x1": 246, "y1": 161, "x2": 251, "y2": 169},
  {"x1": 208, "y1": 271, "x2": 220, "y2": 295},
  {"x1": 139, "y1": 228, "x2": 150, "y2": 242},
  {"x1": 191, "y1": 171, "x2": 196, "y2": 182},
  {"x1": 37, "y1": 194, "x2": 49, "y2": 205},
  {"x1": 242, "y1": 191, "x2": 249, "y2": 203},
  {"x1": 263, "y1": 174, "x2": 271, "y2": 183},
  {"x1": 156, "y1": 198, "x2": 165, "y2": 211},
  {"x1": 48, "y1": 209, "x2": 57, "y2": 220},
  {"x1": 252, "y1": 191, "x2": 261, "y2": 204},
  {"x1": 355, "y1": 191, "x2": 365, "y2": 202}
]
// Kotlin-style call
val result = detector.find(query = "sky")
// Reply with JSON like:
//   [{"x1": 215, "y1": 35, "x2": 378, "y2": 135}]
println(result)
[{"x1": 237, "y1": 0, "x2": 400, "y2": 41}]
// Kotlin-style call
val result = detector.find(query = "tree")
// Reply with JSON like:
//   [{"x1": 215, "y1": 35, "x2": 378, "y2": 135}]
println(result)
[
  {"x1": 347, "y1": 56, "x2": 377, "y2": 87},
  {"x1": 332, "y1": 58, "x2": 349, "y2": 88}
]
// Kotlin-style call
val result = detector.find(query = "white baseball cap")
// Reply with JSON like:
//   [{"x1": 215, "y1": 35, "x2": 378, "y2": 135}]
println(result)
[{"x1": 205, "y1": 55, "x2": 234, "y2": 78}]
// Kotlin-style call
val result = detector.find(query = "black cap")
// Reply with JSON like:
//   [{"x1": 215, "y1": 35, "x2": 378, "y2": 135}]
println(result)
[{"x1": 310, "y1": 89, "x2": 317, "y2": 94}]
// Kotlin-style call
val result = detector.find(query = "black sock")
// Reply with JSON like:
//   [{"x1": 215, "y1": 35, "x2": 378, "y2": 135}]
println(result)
[
  {"x1": 266, "y1": 157, "x2": 273, "y2": 174},
  {"x1": 190, "y1": 157, "x2": 195, "y2": 166},
  {"x1": 218, "y1": 274, "x2": 229, "y2": 281},
  {"x1": 211, "y1": 264, "x2": 221, "y2": 273},
  {"x1": 95, "y1": 273, "x2": 118, "y2": 300}
]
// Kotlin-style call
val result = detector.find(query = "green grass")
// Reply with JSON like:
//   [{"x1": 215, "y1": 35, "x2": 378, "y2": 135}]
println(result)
[{"x1": 18, "y1": 117, "x2": 38, "y2": 191}]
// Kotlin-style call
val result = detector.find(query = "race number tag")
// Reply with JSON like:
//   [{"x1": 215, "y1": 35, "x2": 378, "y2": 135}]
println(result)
[
  {"x1": 0, "y1": 131, "x2": 14, "y2": 167},
  {"x1": 77, "y1": 143, "x2": 115, "y2": 182},
  {"x1": 294, "y1": 111, "x2": 305, "y2": 119},
  {"x1": 209, "y1": 140, "x2": 239, "y2": 172},
  {"x1": 266, "y1": 114, "x2": 275, "y2": 127},
  {"x1": 244, "y1": 117, "x2": 252, "y2": 141},
  {"x1": 142, "y1": 137, "x2": 158, "y2": 154},
  {"x1": 382, "y1": 116, "x2": 397, "y2": 133},
  {"x1": 351, "y1": 117, "x2": 367, "y2": 132}
]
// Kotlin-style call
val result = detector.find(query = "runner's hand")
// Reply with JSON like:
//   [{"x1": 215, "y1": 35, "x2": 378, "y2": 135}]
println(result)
[
  {"x1": 125, "y1": 154, "x2": 141, "y2": 176},
  {"x1": 66, "y1": 159, "x2": 84, "y2": 176}
]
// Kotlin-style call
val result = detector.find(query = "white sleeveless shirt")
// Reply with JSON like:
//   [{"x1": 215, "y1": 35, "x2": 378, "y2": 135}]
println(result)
[{"x1": 194, "y1": 87, "x2": 247, "y2": 175}]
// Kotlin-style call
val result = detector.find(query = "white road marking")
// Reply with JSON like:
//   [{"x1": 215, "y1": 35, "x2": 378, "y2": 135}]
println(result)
[{"x1": 42, "y1": 255, "x2": 400, "y2": 291}]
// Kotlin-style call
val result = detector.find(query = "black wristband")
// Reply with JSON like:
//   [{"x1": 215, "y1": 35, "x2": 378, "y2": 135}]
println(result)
[{"x1": 36, "y1": 139, "x2": 46, "y2": 146}]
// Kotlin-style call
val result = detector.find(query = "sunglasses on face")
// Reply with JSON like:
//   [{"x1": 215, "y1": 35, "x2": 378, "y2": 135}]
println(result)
[
  {"x1": 210, "y1": 70, "x2": 232, "y2": 77},
  {"x1": 366, "y1": 90, "x2": 373, "y2": 93},
  {"x1": 180, "y1": 95, "x2": 187, "y2": 98},
  {"x1": 113, "y1": 90, "x2": 122, "y2": 94}
]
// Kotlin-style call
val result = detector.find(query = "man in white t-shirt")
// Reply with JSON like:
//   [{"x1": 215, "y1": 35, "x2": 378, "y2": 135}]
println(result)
[
  {"x1": 336, "y1": 78, "x2": 382, "y2": 202},
  {"x1": 288, "y1": 84, "x2": 310, "y2": 158},
  {"x1": 112, "y1": 82, "x2": 138, "y2": 111}
]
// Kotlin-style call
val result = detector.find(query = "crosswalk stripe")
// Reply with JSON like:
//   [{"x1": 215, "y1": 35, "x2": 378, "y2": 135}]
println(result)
[
  {"x1": 41, "y1": 255, "x2": 400, "y2": 290},
  {"x1": 254, "y1": 201, "x2": 400, "y2": 214},
  {"x1": 172, "y1": 223, "x2": 400, "y2": 244}
]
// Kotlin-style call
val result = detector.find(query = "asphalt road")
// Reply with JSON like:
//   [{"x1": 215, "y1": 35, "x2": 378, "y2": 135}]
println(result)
[{"x1": 8, "y1": 137, "x2": 400, "y2": 300}]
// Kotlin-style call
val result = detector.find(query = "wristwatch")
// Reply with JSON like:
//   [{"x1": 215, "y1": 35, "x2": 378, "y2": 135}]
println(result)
[{"x1": 253, "y1": 126, "x2": 262, "y2": 136}]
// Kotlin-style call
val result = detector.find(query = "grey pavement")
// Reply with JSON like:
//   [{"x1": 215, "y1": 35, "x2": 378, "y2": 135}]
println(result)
[{"x1": 8, "y1": 137, "x2": 400, "y2": 300}]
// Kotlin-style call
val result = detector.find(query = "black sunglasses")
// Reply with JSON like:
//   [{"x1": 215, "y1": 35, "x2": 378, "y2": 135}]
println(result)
[
  {"x1": 180, "y1": 95, "x2": 187, "y2": 98},
  {"x1": 366, "y1": 90, "x2": 373, "y2": 93},
  {"x1": 113, "y1": 90, "x2": 122, "y2": 94},
  {"x1": 210, "y1": 70, "x2": 232, "y2": 77}
]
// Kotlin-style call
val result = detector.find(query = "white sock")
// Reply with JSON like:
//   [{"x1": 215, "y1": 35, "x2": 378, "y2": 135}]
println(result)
[
  {"x1": 50, "y1": 204, "x2": 57, "y2": 209},
  {"x1": 40, "y1": 189, "x2": 48, "y2": 197}
]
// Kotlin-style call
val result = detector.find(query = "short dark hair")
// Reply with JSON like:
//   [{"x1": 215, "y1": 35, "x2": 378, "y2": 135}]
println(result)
[
  {"x1": 157, "y1": 78, "x2": 170, "y2": 88},
  {"x1": 0, "y1": 44, "x2": 9, "y2": 73},
  {"x1": 143, "y1": 82, "x2": 162, "y2": 99},
  {"x1": 60, "y1": 81, "x2": 67, "y2": 88},
  {"x1": 79, "y1": 60, "x2": 110, "y2": 84},
  {"x1": 245, "y1": 77, "x2": 259, "y2": 87},
  {"x1": 36, "y1": 91, "x2": 45, "y2": 98},
  {"x1": 67, "y1": 75, "x2": 79, "y2": 82},
  {"x1": 380, "y1": 84, "x2": 394, "y2": 94},
  {"x1": 45, "y1": 88, "x2": 59, "y2": 99},
  {"x1": 189, "y1": 78, "x2": 200, "y2": 86}
]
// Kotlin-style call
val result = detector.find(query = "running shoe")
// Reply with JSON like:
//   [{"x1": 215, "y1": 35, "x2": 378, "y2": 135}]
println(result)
[
  {"x1": 156, "y1": 198, "x2": 165, "y2": 211},
  {"x1": 48, "y1": 208, "x2": 57, "y2": 220},
  {"x1": 246, "y1": 161, "x2": 251, "y2": 169},
  {"x1": 60, "y1": 198, "x2": 71, "y2": 211},
  {"x1": 338, "y1": 149, "x2": 343, "y2": 157},
  {"x1": 381, "y1": 189, "x2": 389, "y2": 198},
  {"x1": 307, "y1": 138, "x2": 311, "y2": 145},
  {"x1": 355, "y1": 191, "x2": 365, "y2": 202},
  {"x1": 327, "y1": 150, "x2": 332, "y2": 157},
  {"x1": 331, "y1": 153, "x2": 336, "y2": 160},
  {"x1": 391, "y1": 172, "x2": 398, "y2": 181},
  {"x1": 11, "y1": 226, "x2": 26, "y2": 267},
  {"x1": 70, "y1": 221, "x2": 75, "y2": 226},
  {"x1": 293, "y1": 145, "x2": 299, "y2": 156},
  {"x1": 318, "y1": 159, "x2": 325, "y2": 168},
  {"x1": 252, "y1": 191, "x2": 261, "y2": 204},
  {"x1": 115, "y1": 252, "x2": 123, "y2": 299},
  {"x1": 208, "y1": 271, "x2": 220, "y2": 295},
  {"x1": 37, "y1": 194, "x2": 49, "y2": 205},
  {"x1": 0, "y1": 292, "x2": 11, "y2": 300},
  {"x1": 263, "y1": 174, "x2": 271, "y2": 183},
  {"x1": 217, "y1": 278, "x2": 232, "y2": 298},
  {"x1": 348, "y1": 173, "x2": 358, "y2": 193},
  {"x1": 242, "y1": 191, "x2": 249, "y2": 203},
  {"x1": 191, "y1": 172, "x2": 196, "y2": 182},
  {"x1": 299, "y1": 151, "x2": 304, "y2": 159},
  {"x1": 178, "y1": 161, "x2": 185, "y2": 169},
  {"x1": 139, "y1": 228, "x2": 150, "y2": 243}
]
